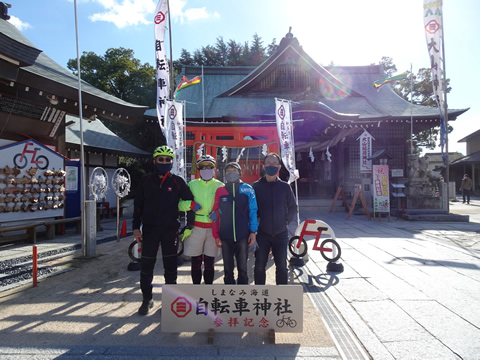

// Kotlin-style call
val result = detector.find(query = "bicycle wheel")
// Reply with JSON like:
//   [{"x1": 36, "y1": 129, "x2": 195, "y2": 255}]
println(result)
[
  {"x1": 35, "y1": 155, "x2": 49, "y2": 170},
  {"x1": 288, "y1": 236, "x2": 308, "y2": 258},
  {"x1": 13, "y1": 154, "x2": 28, "y2": 169},
  {"x1": 128, "y1": 240, "x2": 141, "y2": 262},
  {"x1": 319, "y1": 239, "x2": 341, "y2": 263},
  {"x1": 288, "y1": 318, "x2": 297, "y2": 328},
  {"x1": 276, "y1": 318, "x2": 285, "y2": 328}
]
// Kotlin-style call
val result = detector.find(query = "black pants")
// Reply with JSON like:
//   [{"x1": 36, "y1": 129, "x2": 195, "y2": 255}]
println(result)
[
  {"x1": 140, "y1": 226, "x2": 178, "y2": 300},
  {"x1": 462, "y1": 189, "x2": 471, "y2": 203}
]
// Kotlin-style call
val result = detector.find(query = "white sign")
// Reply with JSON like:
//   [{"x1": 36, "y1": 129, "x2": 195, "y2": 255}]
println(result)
[
  {"x1": 275, "y1": 99, "x2": 299, "y2": 184},
  {"x1": 373, "y1": 165, "x2": 390, "y2": 213},
  {"x1": 0, "y1": 139, "x2": 65, "y2": 221},
  {"x1": 357, "y1": 130, "x2": 374, "y2": 173},
  {"x1": 65, "y1": 166, "x2": 78, "y2": 191},
  {"x1": 162, "y1": 285, "x2": 303, "y2": 333},
  {"x1": 165, "y1": 100, "x2": 184, "y2": 176},
  {"x1": 154, "y1": 0, "x2": 170, "y2": 137}
]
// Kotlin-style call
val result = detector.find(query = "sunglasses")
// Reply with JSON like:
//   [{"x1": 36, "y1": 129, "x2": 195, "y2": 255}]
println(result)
[
  {"x1": 198, "y1": 165, "x2": 215, "y2": 170},
  {"x1": 156, "y1": 157, "x2": 173, "y2": 163}
]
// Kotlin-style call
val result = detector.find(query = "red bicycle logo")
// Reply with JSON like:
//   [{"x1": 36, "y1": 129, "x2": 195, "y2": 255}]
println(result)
[{"x1": 13, "y1": 142, "x2": 49, "y2": 169}]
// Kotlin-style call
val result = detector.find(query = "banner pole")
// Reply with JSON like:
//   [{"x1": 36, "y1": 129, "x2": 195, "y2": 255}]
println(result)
[{"x1": 440, "y1": 7, "x2": 449, "y2": 212}]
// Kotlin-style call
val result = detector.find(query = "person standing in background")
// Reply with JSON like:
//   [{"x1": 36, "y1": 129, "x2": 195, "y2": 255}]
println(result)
[{"x1": 460, "y1": 174, "x2": 473, "y2": 204}]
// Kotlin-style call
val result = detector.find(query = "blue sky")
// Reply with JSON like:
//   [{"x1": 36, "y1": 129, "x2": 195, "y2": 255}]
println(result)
[{"x1": 8, "y1": 0, "x2": 479, "y2": 154}]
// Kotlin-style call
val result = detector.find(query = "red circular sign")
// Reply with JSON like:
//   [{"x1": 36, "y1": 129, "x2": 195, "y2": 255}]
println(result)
[{"x1": 155, "y1": 11, "x2": 166, "y2": 24}]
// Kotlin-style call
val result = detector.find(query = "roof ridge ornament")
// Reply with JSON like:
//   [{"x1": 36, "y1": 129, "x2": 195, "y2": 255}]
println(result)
[
  {"x1": 0, "y1": 2, "x2": 11, "y2": 21},
  {"x1": 286, "y1": 26, "x2": 293, "y2": 38}
]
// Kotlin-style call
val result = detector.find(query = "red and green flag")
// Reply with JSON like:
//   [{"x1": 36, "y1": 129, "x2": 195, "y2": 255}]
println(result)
[
  {"x1": 373, "y1": 72, "x2": 409, "y2": 90},
  {"x1": 174, "y1": 76, "x2": 201, "y2": 100}
]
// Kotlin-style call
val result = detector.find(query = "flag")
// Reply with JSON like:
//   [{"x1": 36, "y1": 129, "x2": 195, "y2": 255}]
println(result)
[
  {"x1": 154, "y1": 0, "x2": 169, "y2": 138},
  {"x1": 424, "y1": 0, "x2": 447, "y2": 164},
  {"x1": 373, "y1": 72, "x2": 408, "y2": 90},
  {"x1": 174, "y1": 76, "x2": 201, "y2": 100},
  {"x1": 275, "y1": 98, "x2": 299, "y2": 183},
  {"x1": 165, "y1": 100, "x2": 184, "y2": 176}
]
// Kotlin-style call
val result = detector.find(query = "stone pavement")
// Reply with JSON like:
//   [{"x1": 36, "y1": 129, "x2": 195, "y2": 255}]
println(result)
[{"x1": 0, "y1": 196, "x2": 479, "y2": 359}]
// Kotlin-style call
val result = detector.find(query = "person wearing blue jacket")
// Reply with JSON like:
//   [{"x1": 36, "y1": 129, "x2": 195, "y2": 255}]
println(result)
[
  {"x1": 211, "y1": 162, "x2": 258, "y2": 284},
  {"x1": 252, "y1": 153, "x2": 297, "y2": 285}
]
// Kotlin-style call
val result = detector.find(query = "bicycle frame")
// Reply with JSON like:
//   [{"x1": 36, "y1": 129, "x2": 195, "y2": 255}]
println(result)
[{"x1": 296, "y1": 219, "x2": 331, "y2": 252}]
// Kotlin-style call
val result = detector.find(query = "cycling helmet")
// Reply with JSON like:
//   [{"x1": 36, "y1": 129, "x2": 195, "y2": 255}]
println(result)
[
  {"x1": 225, "y1": 162, "x2": 242, "y2": 175},
  {"x1": 196, "y1": 154, "x2": 216, "y2": 168},
  {"x1": 153, "y1": 145, "x2": 175, "y2": 159}
]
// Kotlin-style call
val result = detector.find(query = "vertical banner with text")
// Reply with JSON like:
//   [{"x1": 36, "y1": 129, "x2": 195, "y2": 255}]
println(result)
[
  {"x1": 165, "y1": 100, "x2": 184, "y2": 176},
  {"x1": 357, "y1": 130, "x2": 374, "y2": 173},
  {"x1": 275, "y1": 98, "x2": 299, "y2": 184},
  {"x1": 424, "y1": 0, "x2": 447, "y2": 162},
  {"x1": 373, "y1": 165, "x2": 390, "y2": 213},
  {"x1": 154, "y1": 0, "x2": 169, "y2": 138}
]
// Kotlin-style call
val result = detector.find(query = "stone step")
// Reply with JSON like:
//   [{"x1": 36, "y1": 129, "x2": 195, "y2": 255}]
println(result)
[{"x1": 402, "y1": 213, "x2": 469, "y2": 222}]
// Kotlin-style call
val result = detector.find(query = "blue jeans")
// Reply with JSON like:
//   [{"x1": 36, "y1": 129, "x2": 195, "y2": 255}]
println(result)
[
  {"x1": 221, "y1": 238, "x2": 249, "y2": 284},
  {"x1": 254, "y1": 230, "x2": 289, "y2": 285}
]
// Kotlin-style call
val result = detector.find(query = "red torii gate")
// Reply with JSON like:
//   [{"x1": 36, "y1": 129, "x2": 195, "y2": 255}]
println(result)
[{"x1": 186, "y1": 123, "x2": 280, "y2": 183}]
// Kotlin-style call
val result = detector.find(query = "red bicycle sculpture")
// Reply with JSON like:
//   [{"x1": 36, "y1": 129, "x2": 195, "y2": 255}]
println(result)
[{"x1": 288, "y1": 219, "x2": 341, "y2": 263}]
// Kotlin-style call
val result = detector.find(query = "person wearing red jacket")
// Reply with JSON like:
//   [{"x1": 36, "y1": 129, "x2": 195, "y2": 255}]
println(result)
[{"x1": 211, "y1": 162, "x2": 258, "y2": 284}]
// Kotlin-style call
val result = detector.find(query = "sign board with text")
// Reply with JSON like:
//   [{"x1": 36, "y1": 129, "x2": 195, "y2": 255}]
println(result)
[
  {"x1": 162, "y1": 284, "x2": 303, "y2": 333},
  {"x1": 373, "y1": 164, "x2": 390, "y2": 213}
]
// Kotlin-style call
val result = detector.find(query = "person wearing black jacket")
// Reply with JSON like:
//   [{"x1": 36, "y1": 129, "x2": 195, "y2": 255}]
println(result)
[
  {"x1": 252, "y1": 153, "x2": 297, "y2": 285},
  {"x1": 133, "y1": 146, "x2": 194, "y2": 315}
]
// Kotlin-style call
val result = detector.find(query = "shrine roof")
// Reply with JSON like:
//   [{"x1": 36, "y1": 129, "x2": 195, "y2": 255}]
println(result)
[
  {"x1": 0, "y1": 17, "x2": 147, "y2": 124},
  {"x1": 65, "y1": 115, "x2": 150, "y2": 157},
  {"x1": 173, "y1": 32, "x2": 468, "y2": 124}
]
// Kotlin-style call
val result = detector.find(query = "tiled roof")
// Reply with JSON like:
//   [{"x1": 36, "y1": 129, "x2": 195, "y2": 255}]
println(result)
[
  {"x1": 173, "y1": 34, "x2": 468, "y2": 123},
  {"x1": 65, "y1": 115, "x2": 150, "y2": 157},
  {"x1": 450, "y1": 151, "x2": 480, "y2": 165},
  {"x1": 0, "y1": 17, "x2": 41, "y2": 65},
  {"x1": 1, "y1": 17, "x2": 147, "y2": 123}
]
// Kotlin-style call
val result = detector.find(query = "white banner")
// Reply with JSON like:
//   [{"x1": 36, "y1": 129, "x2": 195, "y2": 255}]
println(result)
[
  {"x1": 154, "y1": 0, "x2": 169, "y2": 138},
  {"x1": 373, "y1": 165, "x2": 390, "y2": 213},
  {"x1": 275, "y1": 98, "x2": 299, "y2": 183},
  {"x1": 424, "y1": 0, "x2": 447, "y2": 155},
  {"x1": 165, "y1": 100, "x2": 184, "y2": 176},
  {"x1": 357, "y1": 130, "x2": 374, "y2": 173}
]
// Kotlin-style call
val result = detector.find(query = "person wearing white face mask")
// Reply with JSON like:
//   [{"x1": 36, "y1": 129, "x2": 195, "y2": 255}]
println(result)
[
  {"x1": 210, "y1": 162, "x2": 258, "y2": 284},
  {"x1": 178, "y1": 154, "x2": 224, "y2": 284}
]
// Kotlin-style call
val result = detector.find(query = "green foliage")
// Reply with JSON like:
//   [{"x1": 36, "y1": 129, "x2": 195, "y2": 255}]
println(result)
[
  {"x1": 379, "y1": 57, "x2": 452, "y2": 150},
  {"x1": 172, "y1": 34, "x2": 277, "y2": 73},
  {"x1": 67, "y1": 48, "x2": 160, "y2": 152},
  {"x1": 67, "y1": 47, "x2": 156, "y2": 107}
]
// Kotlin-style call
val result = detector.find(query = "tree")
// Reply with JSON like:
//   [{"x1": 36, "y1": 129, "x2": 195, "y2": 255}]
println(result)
[
  {"x1": 249, "y1": 33, "x2": 266, "y2": 66},
  {"x1": 67, "y1": 48, "x2": 158, "y2": 152},
  {"x1": 173, "y1": 33, "x2": 277, "y2": 73},
  {"x1": 379, "y1": 57, "x2": 452, "y2": 150}
]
